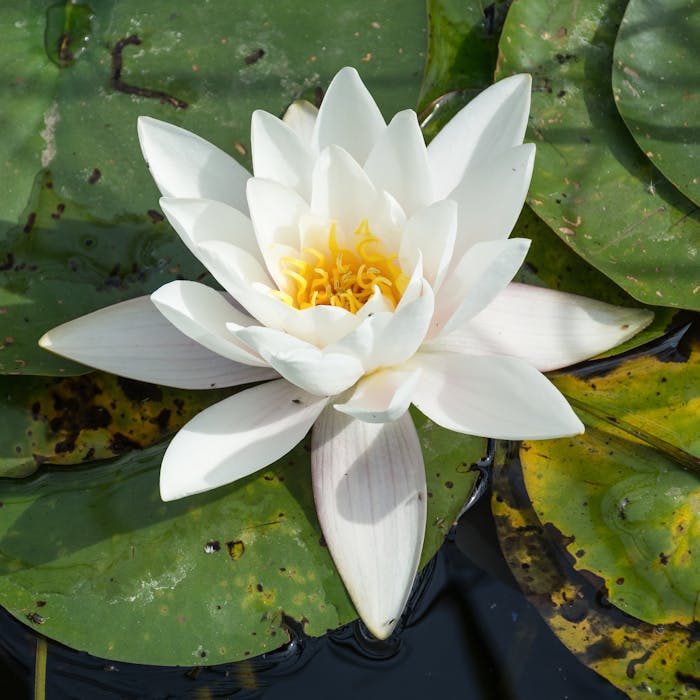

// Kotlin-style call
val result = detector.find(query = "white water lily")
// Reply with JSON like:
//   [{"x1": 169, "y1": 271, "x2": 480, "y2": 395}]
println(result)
[{"x1": 39, "y1": 68, "x2": 652, "y2": 640}]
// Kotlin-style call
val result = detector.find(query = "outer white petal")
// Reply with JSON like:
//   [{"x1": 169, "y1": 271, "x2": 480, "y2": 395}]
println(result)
[
  {"x1": 427, "y1": 74, "x2": 531, "y2": 199},
  {"x1": 334, "y1": 367, "x2": 421, "y2": 423},
  {"x1": 160, "y1": 380, "x2": 328, "y2": 500},
  {"x1": 431, "y1": 238, "x2": 530, "y2": 337},
  {"x1": 150, "y1": 281, "x2": 269, "y2": 367},
  {"x1": 411, "y1": 351, "x2": 584, "y2": 439},
  {"x1": 364, "y1": 110, "x2": 432, "y2": 215},
  {"x1": 234, "y1": 326, "x2": 365, "y2": 396},
  {"x1": 311, "y1": 408, "x2": 426, "y2": 639},
  {"x1": 423, "y1": 283, "x2": 655, "y2": 371},
  {"x1": 310, "y1": 145, "x2": 378, "y2": 239},
  {"x1": 450, "y1": 143, "x2": 535, "y2": 256},
  {"x1": 399, "y1": 200, "x2": 457, "y2": 293},
  {"x1": 312, "y1": 66, "x2": 386, "y2": 163},
  {"x1": 38, "y1": 296, "x2": 274, "y2": 389},
  {"x1": 251, "y1": 110, "x2": 313, "y2": 199},
  {"x1": 159, "y1": 197, "x2": 263, "y2": 266},
  {"x1": 282, "y1": 100, "x2": 318, "y2": 146},
  {"x1": 137, "y1": 116, "x2": 250, "y2": 213}
]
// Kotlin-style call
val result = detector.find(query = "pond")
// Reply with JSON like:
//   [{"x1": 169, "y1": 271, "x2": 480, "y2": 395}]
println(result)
[{"x1": 0, "y1": 493, "x2": 626, "y2": 699}]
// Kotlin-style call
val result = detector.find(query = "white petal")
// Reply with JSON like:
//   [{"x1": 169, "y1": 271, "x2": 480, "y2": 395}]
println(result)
[
  {"x1": 150, "y1": 281, "x2": 269, "y2": 366},
  {"x1": 366, "y1": 189, "x2": 407, "y2": 253},
  {"x1": 282, "y1": 100, "x2": 318, "y2": 146},
  {"x1": 427, "y1": 74, "x2": 531, "y2": 199},
  {"x1": 191, "y1": 239, "x2": 327, "y2": 343},
  {"x1": 160, "y1": 380, "x2": 328, "y2": 500},
  {"x1": 159, "y1": 197, "x2": 263, "y2": 266},
  {"x1": 38, "y1": 296, "x2": 274, "y2": 389},
  {"x1": 364, "y1": 110, "x2": 432, "y2": 215},
  {"x1": 431, "y1": 238, "x2": 530, "y2": 337},
  {"x1": 450, "y1": 143, "x2": 535, "y2": 256},
  {"x1": 424, "y1": 283, "x2": 654, "y2": 371},
  {"x1": 195, "y1": 240, "x2": 274, "y2": 306},
  {"x1": 328, "y1": 279, "x2": 434, "y2": 372},
  {"x1": 251, "y1": 110, "x2": 313, "y2": 199},
  {"x1": 234, "y1": 326, "x2": 365, "y2": 396},
  {"x1": 334, "y1": 367, "x2": 421, "y2": 423},
  {"x1": 399, "y1": 200, "x2": 457, "y2": 293},
  {"x1": 310, "y1": 145, "x2": 378, "y2": 238},
  {"x1": 395, "y1": 251, "x2": 425, "y2": 310},
  {"x1": 268, "y1": 303, "x2": 363, "y2": 347},
  {"x1": 311, "y1": 408, "x2": 426, "y2": 639},
  {"x1": 411, "y1": 351, "x2": 584, "y2": 439},
  {"x1": 312, "y1": 67, "x2": 386, "y2": 164},
  {"x1": 137, "y1": 116, "x2": 250, "y2": 213},
  {"x1": 247, "y1": 177, "x2": 310, "y2": 289}
]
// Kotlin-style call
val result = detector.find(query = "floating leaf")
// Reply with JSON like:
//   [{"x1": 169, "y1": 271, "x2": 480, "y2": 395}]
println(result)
[
  {"x1": 496, "y1": 0, "x2": 700, "y2": 311},
  {"x1": 417, "y1": 0, "x2": 502, "y2": 140},
  {"x1": 550, "y1": 324, "x2": 700, "y2": 461},
  {"x1": 612, "y1": 0, "x2": 700, "y2": 208},
  {"x1": 522, "y1": 427, "x2": 700, "y2": 626},
  {"x1": 493, "y1": 448, "x2": 700, "y2": 700},
  {"x1": 0, "y1": 408, "x2": 483, "y2": 665},
  {"x1": 517, "y1": 323, "x2": 700, "y2": 627},
  {"x1": 0, "y1": 371, "x2": 231, "y2": 478},
  {"x1": 1, "y1": 0, "x2": 428, "y2": 375}
]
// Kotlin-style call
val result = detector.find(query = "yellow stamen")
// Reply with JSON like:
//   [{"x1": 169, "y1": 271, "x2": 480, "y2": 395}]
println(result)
[{"x1": 274, "y1": 219, "x2": 406, "y2": 313}]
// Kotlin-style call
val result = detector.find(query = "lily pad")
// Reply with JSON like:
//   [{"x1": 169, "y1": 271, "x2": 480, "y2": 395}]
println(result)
[
  {"x1": 493, "y1": 446, "x2": 700, "y2": 700},
  {"x1": 612, "y1": 0, "x2": 700, "y2": 208},
  {"x1": 417, "y1": 0, "x2": 502, "y2": 141},
  {"x1": 0, "y1": 407, "x2": 483, "y2": 665},
  {"x1": 0, "y1": 371, "x2": 231, "y2": 478},
  {"x1": 1, "y1": 0, "x2": 428, "y2": 375},
  {"x1": 496, "y1": 0, "x2": 700, "y2": 311},
  {"x1": 518, "y1": 322, "x2": 700, "y2": 626}
]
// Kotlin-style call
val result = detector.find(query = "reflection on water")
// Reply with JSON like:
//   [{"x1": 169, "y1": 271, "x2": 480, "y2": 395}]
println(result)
[{"x1": 0, "y1": 497, "x2": 625, "y2": 699}]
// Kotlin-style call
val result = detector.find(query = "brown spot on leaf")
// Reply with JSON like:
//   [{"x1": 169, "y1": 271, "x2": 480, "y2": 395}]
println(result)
[
  {"x1": 244, "y1": 48, "x2": 265, "y2": 65},
  {"x1": 147, "y1": 209, "x2": 164, "y2": 223},
  {"x1": 111, "y1": 35, "x2": 188, "y2": 109},
  {"x1": 23, "y1": 213, "x2": 36, "y2": 234},
  {"x1": 226, "y1": 540, "x2": 245, "y2": 560},
  {"x1": 109, "y1": 432, "x2": 142, "y2": 454}
]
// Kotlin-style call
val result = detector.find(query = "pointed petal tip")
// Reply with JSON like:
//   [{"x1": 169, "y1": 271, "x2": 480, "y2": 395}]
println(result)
[
  {"x1": 362, "y1": 616, "x2": 399, "y2": 641},
  {"x1": 38, "y1": 332, "x2": 51, "y2": 349},
  {"x1": 496, "y1": 73, "x2": 532, "y2": 98},
  {"x1": 159, "y1": 466, "x2": 203, "y2": 503}
]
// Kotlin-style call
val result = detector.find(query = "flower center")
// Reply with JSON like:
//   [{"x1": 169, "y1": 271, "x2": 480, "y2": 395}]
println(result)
[{"x1": 272, "y1": 219, "x2": 408, "y2": 313}]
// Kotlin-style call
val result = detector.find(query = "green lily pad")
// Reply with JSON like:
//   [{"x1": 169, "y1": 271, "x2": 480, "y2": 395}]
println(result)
[
  {"x1": 522, "y1": 427, "x2": 700, "y2": 625},
  {"x1": 0, "y1": 370, "x2": 231, "y2": 478},
  {"x1": 612, "y1": 0, "x2": 700, "y2": 208},
  {"x1": 1, "y1": 0, "x2": 428, "y2": 376},
  {"x1": 0, "y1": 407, "x2": 483, "y2": 665},
  {"x1": 417, "y1": 0, "x2": 503, "y2": 141},
  {"x1": 495, "y1": 0, "x2": 700, "y2": 311},
  {"x1": 519, "y1": 323, "x2": 700, "y2": 626},
  {"x1": 493, "y1": 444, "x2": 700, "y2": 700}
]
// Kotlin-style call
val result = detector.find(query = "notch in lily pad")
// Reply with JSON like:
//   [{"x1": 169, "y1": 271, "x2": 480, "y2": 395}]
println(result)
[{"x1": 45, "y1": 1, "x2": 93, "y2": 68}]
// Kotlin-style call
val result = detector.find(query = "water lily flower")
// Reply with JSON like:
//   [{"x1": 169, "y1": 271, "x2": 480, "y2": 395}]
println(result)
[{"x1": 39, "y1": 68, "x2": 652, "y2": 640}]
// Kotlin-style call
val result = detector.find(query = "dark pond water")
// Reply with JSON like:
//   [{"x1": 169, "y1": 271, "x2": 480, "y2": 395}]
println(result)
[{"x1": 0, "y1": 491, "x2": 626, "y2": 700}]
